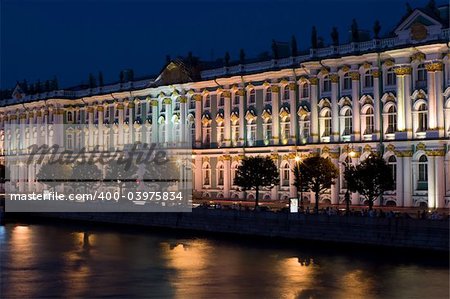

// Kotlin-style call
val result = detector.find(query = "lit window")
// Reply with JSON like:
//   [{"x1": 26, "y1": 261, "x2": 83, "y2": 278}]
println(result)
[
  {"x1": 386, "y1": 106, "x2": 397, "y2": 134},
  {"x1": 323, "y1": 76, "x2": 331, "y2": 92},
  {"x1": 417, "y1": 104, "x2": 428, "y2": 132},
  {"x1": 417, "y1": 155, "x2": 428, "y2": 190},
  {"x1": 266, "y1": 88, "x2": 272, "y2": 102},
  {"x1": 365, "y1": 107, "x2": 374, "y2": 134},
  {"x1": 386, "y1": 67, "x2": 396, "y2": 86},
  {"x1": 343, "y1": 73, "x2": 351, "y2": 90},
  {"x1": 249, "y1": 89, "x2": 256, "y2": 104},
  {"x1": 364, "y1": 70, "x2": 374, "y2": 88}
]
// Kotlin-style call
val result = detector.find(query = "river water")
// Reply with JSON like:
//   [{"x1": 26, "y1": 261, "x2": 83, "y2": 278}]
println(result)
[{"x1": 0, "y1": 221, "x2": 448, "y2": 299}]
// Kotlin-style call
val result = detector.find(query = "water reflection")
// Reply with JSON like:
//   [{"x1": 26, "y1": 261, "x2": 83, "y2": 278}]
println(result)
[{"x1": 0, "y1": 223, "x2": 448, "y2": 299}]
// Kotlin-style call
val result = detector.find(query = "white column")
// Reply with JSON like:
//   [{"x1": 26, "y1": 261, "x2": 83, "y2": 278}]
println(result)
[
  {"x1": 164, "y1": 99, "x2": 172, "y2": 144},
  {"x1": 289, "y1": 83, "x2": 297, "y2": 144},
  {"x1": 128, "y1": 101, "x2": 135, "y2": 144},
  {"x1": 98, "y1": 106, "x2": 104, "y2": 149},
  {"x1": 117, "y1": 103, "x2": 124, "y2": 147},
  {"x1": 194, "y1": 95, "x2": 202, "y2": 147},
  {"x1": 373, "y1": 70, "x2": 381, "y2": 140},
  {"x1": 426, "y1": 65, "x2": 437, "y2": 130},
  {"x1": 271, "y1": 86, "x2": 280, "y2": 145},
  {"x1": 395, "y1": 66, "x2": 412, "y2": 138},
  {"x1": 396, "y1": 156, "x2": 404, "y2": 206},
  {"x1": 88, "y1": 106, "x2": 94, "y2": 150},
  {"x1": 403, "y1": 155, "x2": 413, "y2": 207},
  {"x1": 223, "y1": 91, "x2": 231, "y2": 147},
  {"x1": 180, "y1": 96, "x2": 187, "y2": 144},
  {"x1": 151, "y1": 100, "x2": 159, "y2": 144},
  {"x1": 310, "y1": 78, "x2": 319, "y2": 143},
  {"x1": 224, "y1": 156, "x2": 231, "y2": 198},
  {"x1": 330, "y1": 74, "x2": 340, "y2": 142},
  {"x1": 331, "y1": 154, "x2": 340, "y2": 204},
  {"x1": 350, "y1": 71, "x2": 361, "y2": 141},
  {"x1": 435, "y1": 155, "x2": 445, "y2": 208},
  {"x1": 238, "y1": 89, "x2": 245, "y2": 146},
  {"x1": 194, "y1": 156, "x2": 202, "y2": 192},
  {"x1": 428, "y1": 155, "x2": 436, "y2": 209}
]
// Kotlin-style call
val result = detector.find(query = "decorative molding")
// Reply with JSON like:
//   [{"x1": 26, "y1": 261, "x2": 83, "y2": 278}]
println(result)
[
  {"x1": 394, "y1": 66, "x2": 412, "y2": 76},
  {"x1": 425, "y1": 62, "x2": 443, "y2": 72},
  {"x1": 411, "y1": 52, "x2": 425, "y2": 62},
  {"x1": 416, "y1": 142, "x2": 426, "y2": 151},
  {"x1": 350, "y1": 72, "x2": 360, "y2": 80},
  {"x1": 163, "y1": 98, "x2": 172, "y2": 105},
  {"x1": 309, "y1": 77, "x2": 319, "y2": 85},
  {"x1": 372, "y1": 70, "x2": 380, "y2": 78},
  {"x1": 386, "y1": 144, "x2": 395, "y2": 152},
  {"x1": 151, "y1": 100, "x2": 159, "y2": 106},
  {"x1": 340, "y1": 65, "x2": 350, "y2": 72},
  {"x1": 222, "y1": 91, "x2": 231, "y2": 98},
  {"x1": 330, "y1": 74, "x2": 339, "y2": 83},
  {"x1": 288, "y1": 83, "x2": 296, "y2": 90},
  {"x1": 271, "y1": 85, "x2": 280, "y2": 92},
  {"x1": 383, "y1": 60, "x2": 395, "y2": 67},
  {"x1": 362, "y1": 62, "x2": 372, "y2": 69}
]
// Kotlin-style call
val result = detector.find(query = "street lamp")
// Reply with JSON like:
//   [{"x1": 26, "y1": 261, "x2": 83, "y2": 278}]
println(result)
[{"x1": 294, "y1": 155, "x2": 304, "y2": 211}]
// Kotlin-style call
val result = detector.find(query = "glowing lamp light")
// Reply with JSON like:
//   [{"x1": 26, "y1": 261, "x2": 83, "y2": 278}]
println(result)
[
  {"x1": 294, "y1": 156, "x2": 301, "y2": 162},
  {"x1": 349, "y1": 150, "x2": 356, "y2": 158}
]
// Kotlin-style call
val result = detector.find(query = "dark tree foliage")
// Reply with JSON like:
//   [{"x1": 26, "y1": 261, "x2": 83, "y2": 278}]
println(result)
[
  {"x1": 71, "y1": 162, "x2": 102, "y2": 191},
  {"x1": 224, "y1": 51, "x2": 230, "y2": 67},
  {"x1": 311, "y1": 26, "x2": 318, "y2": 49},
  {"x1": 239, "y1": 49, "x2": 246, "y2": 64},
  {"x1": 331, "y1": 27, "x2": 339, "y2": 46},
  {"x1": 373, "y1": 20, "x2": 381, "y2": 39},
  {"x1": 290, "y1": 35, "x2": 298, "y2": 57},
  {"x1": 0, "y1": 164, "x2": 6, "y2": 184},
  {"x1": 271, "y1": 39, "x2": 279, "y2": 59},
  {"x1": 104, "y1": 160, "x2": 138, "y2": 198},
  {"x1": 234, "y1": 156, "x2": 279, "y2": 208},
  {"x1": 351, "y1": 19, "x2": 359, "y2": 42},
  {"x1": 98, "y1": 71, "x2": 104, "y2": 87},
  {"x1": 344, "y1": 154, "x2": 395, "y2": 211},
  {"x1": 36, "y1": 162, "x2": 73, "y2": 191},
  {"x1": 293, "y1": 156, "x2": 339, "y2": 213}
]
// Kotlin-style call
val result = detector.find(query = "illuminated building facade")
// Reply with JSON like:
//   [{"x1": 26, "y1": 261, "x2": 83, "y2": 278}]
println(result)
[{"x1": 1, "y1": 6, "x2": 450, "y2": 208}]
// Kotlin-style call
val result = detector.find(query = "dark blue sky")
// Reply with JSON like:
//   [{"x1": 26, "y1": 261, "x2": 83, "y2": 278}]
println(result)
[{"x1": 1, "y1": 0, "x2": 440, "y2": 89}]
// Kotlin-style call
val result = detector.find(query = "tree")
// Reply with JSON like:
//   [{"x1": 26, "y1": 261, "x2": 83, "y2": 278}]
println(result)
[
  {"x1": 271, "y1": 39, "x2": 279, "y2": 59},
  {"x1": 71, "y1": 162, "x2": 102, "y2": 192},
  {"x1": 234, "y1": 156, "x2": 279, "y2": 209},
  {"x1": 36, "y1": 162, "x2": 73, "y2": 191},
  {"x1": 293, "y1": 156, "x2": 339, "y2": 213},
  {"x1": 290, "y1": 35, "x2": 298, "y2": 57},
  {"x1": 104, "y1": 160, "x2": 138, "y2": 198},
  {"x1": 89, "y1": 73, "x2": 97, "y2": 88},
  {"x1": 351, "y1": 19, "x2": 359, "y2": 42},
  {"x1": 344, "y1": 154, "x2": 395, "y2": 211},
  {"x1": 373, "y1": 20, "x2": 381, "y2": 39},
  {"x1": 224, "y1": 51, "x2": 230, "y2": 67},
  {"x1": 331, "y1": 27, "x2": 339, "y2": 46},
  {"x1": 311, "y1": 26, "x2": 318, "y2": 49},
  {"x1": 239, "y1": 49, "x2": 246, "y2": 64},
  {"x1": 98, "y1": 71, "x2": 104, "y2": 87}
]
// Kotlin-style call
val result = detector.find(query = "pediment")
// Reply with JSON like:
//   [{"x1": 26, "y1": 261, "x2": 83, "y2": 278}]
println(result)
[{"x1": 394, "y1": 10, "x2": 442, "y2": 41}]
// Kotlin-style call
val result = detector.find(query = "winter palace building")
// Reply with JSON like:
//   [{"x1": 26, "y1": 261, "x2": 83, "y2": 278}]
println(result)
[{"x1": 1, "y1": 6, "x2": 450, "y2": 208}]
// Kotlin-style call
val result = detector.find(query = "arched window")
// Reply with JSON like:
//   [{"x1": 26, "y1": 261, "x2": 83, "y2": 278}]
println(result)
[
  {"x1": 263, "y1": 119, "x2": 272, "y2": 145},
  {"x1": 234, "y1": 94, "x2": 240, "y2": 105},
  {"x1": 265, "y1": 88, "x2": 272, "y2": 103},
  {"x1": 323, "y1": 76, "x2": 331, "y2": 92},
  {"x1": 343, "y1": 73, "x2": 352, "y2": 90},
  {"x1": 321, "y1": 111, "x2": 332, "y2": 137},
  {"x1": 364, "y1": 107, "x2": 374, "y2": 134},
  {"x1": 388, "y1": 155, "x2": 397, "y2": 184},
  {"x1": 231, "y1": 120, "x2": 239, "y2": 145},
  {"x1": 217, "y1": 164, "x2": 224, "y2": 186},
  {"x1": 189, "y1": 100, "x2": 195, "y2": 110},
  {"x1": 203, "y1": 124, "x2": 211, "y2": 144},
  {"x1": 67, "y1": 111, "x2": 73, "y2": 122},
  {"x1": 249, "y1": 89, "x2": 256, "y2": 104},
  {"x1": 386, "y1": 67, "x2": 396, "y2": 86},
  {"x1": 281, "y1": 162, "x2": 290, "y2": 186},
  {"x1": 218, "y1": 94, "x2": 225, "y2": 107},
  {"x1": 204, "y1": 95, "x2": 211, "y2": 108},
  {"x1": 216, "y1": 124, "x2": 224, "y2": 146},
  {"x1": 203, "y1": 164, "x2": 211, "y2": 186},
  {"x1": 301, "y1": 83, "x2": 309, "y2": 98},
  {"x1": 343, "y1": 109, "x2": 352, "y2": 136},
  {"x1": 417, "y1": 64, "x2": 427, "y2": 86},
  {"x1": 417, "y1": 103, "x2": 428, "y2": 132},
  {"x1": 417, "y1": 155, "x2": 428, "y2": 190},
  {"x1": 231, "y1": 162, "x2": 239, "y2": 186},
  {"x1": 281, "y1": 116, "x2": 290, "y2": 144},
  {"x1": 247, "y1": 119, "x2": 256, "y2": 146},
  {"x1": 386, "y1": 106, "x2": 397, "y2": 134},
  {"x1": 364, "y1": 70, "x2": 373, "y2": 88},
  {"x1": 283, "y1": 86, "x2": 290, "y2": 101},
  {"x1": 300, "y1": 115, "x2": 310, "y2": 141}
]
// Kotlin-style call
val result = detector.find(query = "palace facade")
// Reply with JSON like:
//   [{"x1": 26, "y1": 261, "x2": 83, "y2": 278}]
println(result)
[{"x1": 1, "y1": 6, "x2": 450, "y2": 208}]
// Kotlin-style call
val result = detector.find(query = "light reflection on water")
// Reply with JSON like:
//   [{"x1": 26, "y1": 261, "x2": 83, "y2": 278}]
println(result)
[{"x1": 0, "y1": 223, "x2": 448, "y2": 299}]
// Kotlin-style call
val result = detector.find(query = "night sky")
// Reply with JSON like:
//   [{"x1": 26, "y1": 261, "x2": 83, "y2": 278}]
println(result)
[{"x1": 0, "y1": 0, "x2": 441, "y2": 89}]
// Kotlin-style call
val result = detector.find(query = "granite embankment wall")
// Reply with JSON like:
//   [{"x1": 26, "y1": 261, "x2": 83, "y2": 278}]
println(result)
[{"x1": 37, "y1": 209, "x2": 449, "y2": 251}]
